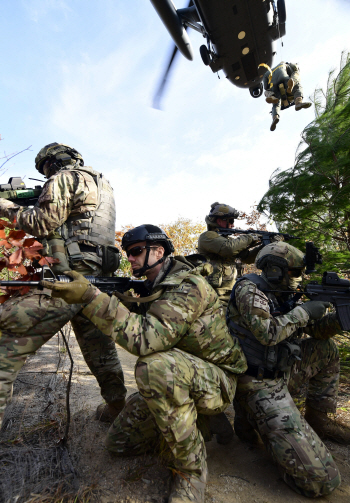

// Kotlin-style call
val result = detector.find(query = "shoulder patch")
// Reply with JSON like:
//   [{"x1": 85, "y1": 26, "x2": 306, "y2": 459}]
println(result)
[
  {"x1": 253, "y1": 293, "x2": 269, "y2": 312},
  {"x1": 170, "y1": 284, "x2": 191, "y2": 295}
]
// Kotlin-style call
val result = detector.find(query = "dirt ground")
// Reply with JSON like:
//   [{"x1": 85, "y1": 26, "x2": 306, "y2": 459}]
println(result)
[{"x1": 1, "y1": 328, "x2": 350, "y2": 503}]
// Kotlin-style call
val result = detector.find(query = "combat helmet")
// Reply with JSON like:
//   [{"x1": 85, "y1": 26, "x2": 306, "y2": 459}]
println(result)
[
  {"x1": 205, "y1": 202, "x2": 240, "y2": 229},
  {"x1": 122, "y1": 224, "x2": 174, "y2": 277},
  {"x1": 35, "y1": 143, "x2": 84, "y2": 176},
  {"x1": 255, "y1": 242, "x2": 305, "y2": 284}
]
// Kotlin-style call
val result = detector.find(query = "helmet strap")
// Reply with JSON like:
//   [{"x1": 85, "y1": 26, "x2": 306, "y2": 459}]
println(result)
[{"x1": 132, "y1": 245, "x2": 165, "y2": 278}]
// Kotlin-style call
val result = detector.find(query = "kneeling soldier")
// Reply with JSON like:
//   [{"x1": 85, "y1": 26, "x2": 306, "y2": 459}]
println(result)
[
  {"x1": 227, "y1": 241, "x2": 350, "y2": 497},
  {"x1": 42, "y1": 224, "x2": 247, "y2": 503}
]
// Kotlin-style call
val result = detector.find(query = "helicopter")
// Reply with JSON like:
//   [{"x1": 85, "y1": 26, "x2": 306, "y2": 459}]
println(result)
[{"x1": 150, "y1": 0, "x2": 286, "y2": 107}]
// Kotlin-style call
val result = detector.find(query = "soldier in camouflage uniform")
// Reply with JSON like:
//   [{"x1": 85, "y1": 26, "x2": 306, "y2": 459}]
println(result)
[
  {"x1": 197, "y1": 202, "x2": 261, "y2": 307},
  {"x1": 227, "y1": 241, "x2": 350, "y2": 497},
  {"x1": 259, "y1": 62, "x2": 312, "y2": 131},
  {"x1": 42, "y1": 224, "x2": 248, "y2": 503},
  {"x1": 0, "y1": 143, "x2": 126, "y2": 428}
]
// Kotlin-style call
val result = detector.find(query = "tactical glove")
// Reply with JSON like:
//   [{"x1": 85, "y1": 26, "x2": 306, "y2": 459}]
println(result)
[
  {"x1": 300, "y1": 301, "x2": 332, "y2": 320},
  {"x1": 249, "y1": 234, "x2": 261, "y2": 244},
  {"x1": 0, "y1": 198, "x2": 20, "y2": 219},
  {"x1": 41, "y1": 270, "x2": 98, "y2": 304}
]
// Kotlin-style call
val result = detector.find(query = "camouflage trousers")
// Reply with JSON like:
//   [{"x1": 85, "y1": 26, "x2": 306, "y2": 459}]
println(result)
[
  {"x1": 236, "y1": 338, "x2": 341, "y2": 497},
  {"x1": 0, "y1": 290, "x2": 126, "y2": 427},
  {"x1": 271, "y1": 71, "x2": 303, "y2": 116},
  {"x1": 105, "y1": 348, "x2": 237, "y2": 477}
]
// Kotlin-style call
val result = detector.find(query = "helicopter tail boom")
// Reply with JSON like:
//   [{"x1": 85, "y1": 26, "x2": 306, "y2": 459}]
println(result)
[{"x1": 150, "y1": 0, "x2": 194, "y2": 60}]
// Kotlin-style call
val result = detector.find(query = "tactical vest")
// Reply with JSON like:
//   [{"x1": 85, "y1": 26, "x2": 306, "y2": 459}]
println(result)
[
  {"x1": 227, "y1": 273, "x2": 301, "y2": 379},
  {"x1": 198, "y1": 234, "x2": 239, "y2": 302},
  {"x1": 49, "y1": 166, "x2": 119, "y2": 274}
]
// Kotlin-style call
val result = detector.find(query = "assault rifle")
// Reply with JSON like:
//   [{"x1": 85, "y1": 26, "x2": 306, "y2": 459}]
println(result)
[
  {"x1": 279, "y1": 243, "x2": 350, "y2": 330},
  {"x1": 217, "y1": 228, "x2": 301, "y2": 246},
  {"x1": 0, "y1": 266, "x2": 150, "y2": 298},
  {"x1": 304, "y1": 271, "x2": 350, "y2": 331},
  {"x1": 0, "y1": 177, "x2": 43, "y2": 206}
]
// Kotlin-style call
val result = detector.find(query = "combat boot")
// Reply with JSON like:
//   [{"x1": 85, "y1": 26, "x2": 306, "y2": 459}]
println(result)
[
  {"x1": 270, "y1": 115, "x2": 280, "y2": 131},
  {"x1": 208, "y1": 412, "x2": 234, "y2": 445},
  {"x1": 168, "y1": 467, "x2": 207, "y2": 503},
  {"x1": 305, "y1": 404, "x2": 350, "y2": 444},
  {"x1": 197, "y1": 412, "x2": 234, "y2": 444},
  {"x1": 234, "y1": 400, "x2": 260, "y2": 445},
  {"x1": 95, "y1": 398, "x2": 126, "y2": 423},
  {"x1": 266, "y1": 95, "x2": 279, "y2": 104},
  {"x1": 295, "y1": 96, "x2": 312, "y2": 111},
  {"x1": 287, "y1": 78, "x2": 295, "y2": 94}
]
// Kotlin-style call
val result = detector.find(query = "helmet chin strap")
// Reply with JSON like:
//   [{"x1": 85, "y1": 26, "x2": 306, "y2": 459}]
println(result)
[{"x1": 132, "y1": 246, "x2": 165, "y2": 278}]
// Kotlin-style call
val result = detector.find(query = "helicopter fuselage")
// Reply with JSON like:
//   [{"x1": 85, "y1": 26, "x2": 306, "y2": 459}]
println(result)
[{"x1": 150, "y1": 0, "x2": 286, "y2": 98}]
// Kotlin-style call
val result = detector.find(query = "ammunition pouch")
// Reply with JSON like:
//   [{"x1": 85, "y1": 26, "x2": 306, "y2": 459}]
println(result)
[
  {"x1": 276, "y1": 340, "x2": 301, "y2": 372},
  {"x1": 101, "y1": 245, "x2": 121, "y2": 274},
  {"x1": 228, "y1": 319, "x2": 301, "y2": 378}
]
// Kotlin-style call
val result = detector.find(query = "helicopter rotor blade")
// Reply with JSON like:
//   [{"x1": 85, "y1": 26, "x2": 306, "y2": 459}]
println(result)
[
  {"x1": 152, "y1": 0, "x2": 194, "y2": 109},
  {"x1": 153, "y1": 43, "x2": 179, "y2": 109}
]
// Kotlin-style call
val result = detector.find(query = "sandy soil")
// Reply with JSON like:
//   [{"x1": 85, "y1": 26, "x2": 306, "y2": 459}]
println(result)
[{"x1": 1, "y1": 329, "x2": 349, "y2": 503}]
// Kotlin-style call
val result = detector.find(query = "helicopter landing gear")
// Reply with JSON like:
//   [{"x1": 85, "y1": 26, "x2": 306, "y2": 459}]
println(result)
[
  {"x1": 249, "y1": 83, "x2": 263, "y2": 98},
  {"x1": 200, "y1": 45, "x2": 211, "y2": 66}
]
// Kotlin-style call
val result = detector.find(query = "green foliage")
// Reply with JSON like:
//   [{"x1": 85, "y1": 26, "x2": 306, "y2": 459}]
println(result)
[{"x1": 258, "y1": 52, "x2": 350, "y2": 274}]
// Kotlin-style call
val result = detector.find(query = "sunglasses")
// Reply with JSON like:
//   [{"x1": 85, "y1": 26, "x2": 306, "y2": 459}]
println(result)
[
  {"x1": 126, "y1": 245, "x2": 158, "y2": 258},
  {"x1": 223, "y1": 218, "x2": 235, "y2": 224}
]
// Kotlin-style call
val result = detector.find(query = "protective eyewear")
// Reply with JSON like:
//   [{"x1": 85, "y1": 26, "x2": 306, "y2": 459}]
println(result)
[
  {"x1": 126, "y1": 245, "x2": 158, "y2": 258},
  {"x1": 223, "y1": 218, "x2": 235, "y2": 224}
]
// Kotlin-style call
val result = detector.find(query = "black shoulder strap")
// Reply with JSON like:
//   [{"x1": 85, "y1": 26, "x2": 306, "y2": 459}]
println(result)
[{"x1": 229, "y1": 273, "x2": 270, "y2": 309}]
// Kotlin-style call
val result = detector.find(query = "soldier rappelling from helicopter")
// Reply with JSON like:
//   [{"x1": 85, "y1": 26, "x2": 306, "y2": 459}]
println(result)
[{"x1": 259, "y1": 62, "x2": 312, "y2": 131}]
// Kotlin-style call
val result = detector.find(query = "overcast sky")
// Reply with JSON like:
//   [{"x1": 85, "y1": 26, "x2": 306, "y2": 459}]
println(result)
[{"x1": 1, "y1": 0, "x2": 349, "y2": 229}]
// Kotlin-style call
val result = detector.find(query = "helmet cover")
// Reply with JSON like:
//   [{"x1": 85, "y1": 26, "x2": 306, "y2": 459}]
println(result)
[{"x1": 35, "y1": 143, "x2": 84, "y2": 175}]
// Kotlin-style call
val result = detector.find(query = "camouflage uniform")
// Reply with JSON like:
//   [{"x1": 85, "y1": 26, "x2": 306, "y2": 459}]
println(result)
[
  {"x1": 80, "y1": 258, "x2": 247, "y2": 478},
  {"x1": 198, "y1": 225, "x2": 259, "y2": 306},
  {"x1": 227, "y1": 275, "x2": 341, "y2": 497},
  {"x1": 262, "y1": 62, "x2": 303, "y2": 117},
  {"x1": 0, "y1": 158, "x2": 126, "y2": 427}
]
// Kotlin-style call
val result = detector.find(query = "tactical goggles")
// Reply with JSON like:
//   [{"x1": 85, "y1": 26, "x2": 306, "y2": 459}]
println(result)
[{"x1": 126, "y1": 245, "x2": 158, "y2": 258}]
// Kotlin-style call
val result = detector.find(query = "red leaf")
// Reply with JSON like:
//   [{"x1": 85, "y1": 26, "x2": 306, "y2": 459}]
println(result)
[
  {"x1": 23, "y1": 248, "x2": 42, "y2": 260},
  {"x1": 8, "y1": 230, "x2": 26, "y2": 240},
  {"x1": 8, "y1": 248, "x2": 23, "y2": 265},
  {"x1": 0, "y1": 229, "x2": 6, "y2": 239},
  {"x1": 8, "y1": 263, "x2": 27, "y2": 275},
  {"x1": 38, "y1": 256, "x2": 60, "y2": 266},
  {"x1": 23, "y1": 238, "x2": 42, "y2": 248},
  {"x1": 0, "y1": 240, "x2": 12, "y2": 249},
  {"x1": 8, "y1": 239, "x2": 25, "y2": 247},
  {"x1": 0, "y1": 219, "x2": 15, "y2": 229}
]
